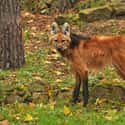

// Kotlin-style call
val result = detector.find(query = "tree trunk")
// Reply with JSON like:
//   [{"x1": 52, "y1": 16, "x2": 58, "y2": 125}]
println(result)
[
  {"x1": 59, "y1": 0, "x2": 77, "y2": 13},
  {"x1": 0, "y1": 0, "x2": 25, "y2": 69}
]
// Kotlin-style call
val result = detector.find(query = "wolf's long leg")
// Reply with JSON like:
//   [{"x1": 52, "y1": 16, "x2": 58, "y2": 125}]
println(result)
[
  {"x1": 72, "y1": 73, "x2": 81, "y2": 103},
  {"x1": 82, "y1": 71, "x2": 89, "y2": 106}
]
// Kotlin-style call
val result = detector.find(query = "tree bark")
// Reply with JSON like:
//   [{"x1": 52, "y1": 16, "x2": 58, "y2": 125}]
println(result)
[
  {"x1": 59, "y1": 0, "x2": 78, "y2": 13},
  {"x1": 0, "y1": 0, "x2": 25, "y2": 69}
]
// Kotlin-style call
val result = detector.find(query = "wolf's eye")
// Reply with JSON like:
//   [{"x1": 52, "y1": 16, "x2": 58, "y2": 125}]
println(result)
[
  {"x1": 62, "y1": 40, "x2": 65, "y2": 42},
  {"x1": 54, "y1": 39, "x2": 58, "y2": 42}
]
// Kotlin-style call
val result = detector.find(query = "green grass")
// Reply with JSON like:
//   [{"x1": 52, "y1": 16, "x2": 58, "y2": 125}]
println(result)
[
  {"x1": 1, "y1": 101, "x2": 125, "y2": 125},
  {"x1": 0, "y1": 47, "x2": 125, "y2": 125},
  {"x1": 90, "y1": 0, "x2": 107, "y2": 8}
]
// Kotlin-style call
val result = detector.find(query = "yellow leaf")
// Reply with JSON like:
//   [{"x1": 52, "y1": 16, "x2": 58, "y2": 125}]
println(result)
[
  {"x1": 123, "y1": 107, "x2": 125, "y2": 112},
  {"x1": 54, "y1": 71, "x2": 62, "y2": 75},
  {"x1": 19, "y1": 84, "x2": 26, "y2": 90},
  {"x1": 34, "y1": 76, "x2": 42, "y2": 81},
  {"x1": 24, "y1": 114, "x2": 33, "y2": 122},
  {"x1": 95, "y1": 98, "x2": 107, "y2": 105},
  {"x1": 112, "y1": 78, "x2": 120, "y2": 83},
  {"x1": 27, "y1": 19, "x2": 34, "y2": 23},
  {"x1": 16, "y1": 116, "x2": 20, "y2": 120},
  {"x1": 45, "y1": 61, "x2": 51, "y2": 64},
  {"x1": 60, "y1": 62, "x2": 66, "y2": 66},
  {"x1": 63, "y1": 105, "x2": 71, "y2": 115},
  {"x1": 22, "y1": 12, "x2": 30, "y2": 17},
  {"x1": 55, "y1": 79, "x2": 62, "y2": 83},
  {"x1": 105, "y1": 116, "x2": 113, "y2": 120},
  {"x1": 61, "y1": 87, "x2": 70, "y2": 91},
  {"x1": 48, "y1": 90, "x2": 52, "y2": 97},
  {"x1": 100, "y1": 78, "x2": 108, "y2": 84}
]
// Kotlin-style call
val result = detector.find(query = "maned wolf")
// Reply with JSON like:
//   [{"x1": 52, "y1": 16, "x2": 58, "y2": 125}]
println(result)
[{"x1": 49, "y1": 22, "x2": 125, "y2": 106}]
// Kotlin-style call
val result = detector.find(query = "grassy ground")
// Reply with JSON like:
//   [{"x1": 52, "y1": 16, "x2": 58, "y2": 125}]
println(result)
[{"x1": 0, "y1": 11, "x2": 125, "y2": 125}]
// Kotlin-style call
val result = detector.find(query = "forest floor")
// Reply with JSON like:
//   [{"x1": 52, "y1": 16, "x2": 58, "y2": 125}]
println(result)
[{"x1": 0, "y1": 11, "x2": 125, "y2": 125}]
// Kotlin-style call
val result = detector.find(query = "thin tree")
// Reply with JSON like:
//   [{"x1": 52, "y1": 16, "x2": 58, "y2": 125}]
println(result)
[
  {"x1": 0, "y1": 0, "x2": 25, "y2": 69},
  {"x1": 59, "y1": 0, "x2": 77, "y2": 13}
]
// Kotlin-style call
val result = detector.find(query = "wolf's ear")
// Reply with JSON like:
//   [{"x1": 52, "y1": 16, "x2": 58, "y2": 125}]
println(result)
[
  {"x1": 51, "y1": 22, "x2": 59, "y2": 34},
  {"x1": 63, "y1": 22, "x2": 70, "y2": 36}
]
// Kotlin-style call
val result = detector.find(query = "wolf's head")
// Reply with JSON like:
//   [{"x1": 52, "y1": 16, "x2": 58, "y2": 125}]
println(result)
[{"x1": 49, "y1": 22, "x2": 71, "y2": 52}]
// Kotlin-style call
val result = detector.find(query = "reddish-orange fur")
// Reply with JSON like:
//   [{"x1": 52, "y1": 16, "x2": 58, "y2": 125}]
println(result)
[
  {"x1": 69, "y1": 35, "x2": 125, "y2": 79},
  {"x1": 58, "y1": 35, "x2": 125, "y2": 106},
  {"x1": 50, "y1": 22, "x2": 125, "y2": 106}
]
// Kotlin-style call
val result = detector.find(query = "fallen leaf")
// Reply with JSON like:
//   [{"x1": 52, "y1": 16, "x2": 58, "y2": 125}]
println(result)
[
  {"x1": 34, "y1": 76, "x2": 42, "y2": 81},
  {"x1": 61, "y1": 87, "x2": 71, "y2": 91},
  {"x1": 95, "y1": 98, "x2": 108, "y2": 105},
  {"x1": 19, "y1": 84, "x2": 26, "y2": 90},
  {"x1": 55, "y1": 79, "x2": 62, "y2": 83},
  {"x1": 22, "y1": 12, "x2": 31, "y2": 17},
  {"x1": 54, "y1": 71, "x2": 62, "y2": 75},
  {"x1": 27, "y1": 19, "x2": 34, "y2": 23},
  {"x1": 112, "y1": 78, "x2": 120, "y2": 83},
  {"x1": 24, "y1": 114, "x2": 33, "y2": 122},
  {"x1": 105, "y1": 116, "x2": 113, "y2": 120},
  {"x1": 48, "y1": 90, "x2": 52, "y2": 97},
  {"x1": 100, "y1": 78, "x2": 108, "y2": 84},
  {"x1": 123, "y1": 106, "x2": 125, "y2": 112},
  {"x1": 60, "y1": 62, "x2": 66, "y2": 66},
  {"x1": 45, "y1": 61, "x2": 51, "y2": 64},
  {"x1": 63, "y1": 105, "x2": 71, "y2": 115}
]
